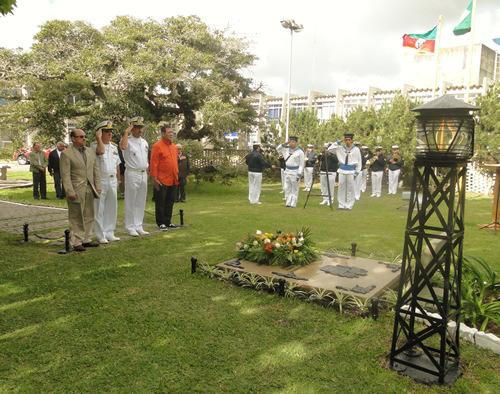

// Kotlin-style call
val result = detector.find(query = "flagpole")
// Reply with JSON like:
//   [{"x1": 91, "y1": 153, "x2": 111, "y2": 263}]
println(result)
[
  {"x1": 432, "y1": 15, "x2": 443, "y2": 98},
  {"x1": 464, "y1": 0, "x2": 477, "y2": 102}
]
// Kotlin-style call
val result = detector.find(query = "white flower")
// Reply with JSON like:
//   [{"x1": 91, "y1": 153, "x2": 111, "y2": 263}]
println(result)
[
  {"x1": 256, "y1": 230, "x2": 262, "y2": 235},
  {"x1": 253, "y1": 240, "x2": 259, "y2": 246},
  {"x1": 292, "y1": 237, "x2": 297, "y2": 244},
  {"x1": 236, "y1": 242, "x2": 242, "y2": 248},
  {"x1": 243, "y1": 244, "x2": 249, "y2": 250},
  {"x1": 264, "y1": 238, "x2": 271, "y2": 244},
  {"x1": 298, "y1": 237, "x2": 304, "y2": 243},
  {"x1": 297, "y1": 243, "x2": 302, "y2": 247},
  {"x1": 275, "y1": 243, "x2": 281, "y2": 248},
  {"x1": 298, "y1": 232, "x2": 303, "y2": 237}
]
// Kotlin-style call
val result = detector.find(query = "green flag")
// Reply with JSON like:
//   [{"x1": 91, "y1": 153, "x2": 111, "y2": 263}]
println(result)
[{"x1": 453, "y1": 0, "x2": 473, "y2": 36}]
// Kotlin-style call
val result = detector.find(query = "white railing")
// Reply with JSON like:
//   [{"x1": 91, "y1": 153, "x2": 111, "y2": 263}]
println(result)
[{"x1": 466, "y1": 162, "x2": 496, "y2": 195}]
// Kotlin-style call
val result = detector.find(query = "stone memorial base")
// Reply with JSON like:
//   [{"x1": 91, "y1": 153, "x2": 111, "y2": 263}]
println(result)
[{"x1": 216, "y1": 252, "x2": 401, "y2": 300}]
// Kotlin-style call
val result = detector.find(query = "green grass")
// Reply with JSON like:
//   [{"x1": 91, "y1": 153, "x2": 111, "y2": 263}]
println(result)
[{"x1": 0, "y1": 177, "x2": 499, "y2": 392}]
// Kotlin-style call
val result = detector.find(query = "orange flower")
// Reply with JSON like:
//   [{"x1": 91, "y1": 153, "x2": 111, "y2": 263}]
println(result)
[{"x1": 264, "y1": 243, "x2": 274, "y2": 253}]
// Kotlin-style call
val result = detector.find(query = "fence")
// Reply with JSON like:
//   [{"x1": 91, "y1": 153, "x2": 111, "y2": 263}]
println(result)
[
  {"x1": 466, "y1": 162, "x2": 496, "y2": 195},
  {"x1": 190, "y1": 149, "x2": 247, "y2": 169}
]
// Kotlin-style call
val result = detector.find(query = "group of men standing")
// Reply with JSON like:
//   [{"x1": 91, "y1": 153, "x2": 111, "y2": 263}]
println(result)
[
  {"x1": 245, "y1": 132, "x2": 404, "y2": 211},
  {"x1": 49, "y1": 118, "x2": 188, "y2": 251}
]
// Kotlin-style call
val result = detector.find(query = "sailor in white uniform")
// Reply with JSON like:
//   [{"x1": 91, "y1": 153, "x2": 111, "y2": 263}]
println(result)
[
  {"x1": 328, "y1": 132, "x2": 362, "y2": 210},
  {"x1": 93, "y1": 120, "x2": 121, "y2": 243},
  {"x1": 119, "y1": 116, "x2": 150, "y2": 236},
  {"x1": 276, "y1": 136, "x2": 305, "y2": 208}
]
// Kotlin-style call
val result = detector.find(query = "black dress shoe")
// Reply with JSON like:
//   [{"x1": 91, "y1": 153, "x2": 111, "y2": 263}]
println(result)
[
  {"x1": 82, "y1": 241, "x2": 100, "y2": 247},
  {"x1": 73, "y1": 245, "x2": 86, "y2": 252}
]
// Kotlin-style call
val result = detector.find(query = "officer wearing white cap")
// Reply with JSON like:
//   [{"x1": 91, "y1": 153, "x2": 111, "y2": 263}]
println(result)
[
  {"x1": 303, "y1": 144, "x2": 317, "y2": 192},
  {"x1": 245, "y1": 141, "x2": 271, "y2": 204},
  {"x1": 119, "y1": 116, "x2": 150, "y2": 236},
  {"x1": 93, "y1": 120, "x2": 121, "y2": 243},
  {"x1": 387, "y1": 144, "x2": 403, "y2": 194},
  {"x1": 276, "y1": 136, "x2": 305, "y2": 207},
  {"x1": 328, "y1": 132, "x2": 362, "y2": 210}
]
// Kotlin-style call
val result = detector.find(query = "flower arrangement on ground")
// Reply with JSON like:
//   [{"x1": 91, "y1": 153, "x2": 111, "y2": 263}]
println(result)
[{"x1": 235, "y1": 227, "x2": 318, "y2": 266}]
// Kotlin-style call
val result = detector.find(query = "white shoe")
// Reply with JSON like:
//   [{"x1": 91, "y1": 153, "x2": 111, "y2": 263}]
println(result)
[
  {"x1": 137, "y1": 229, "x2": 150, "y2": 236},
  {"x1": 128, "y1": 230, "x2": 139, "y2": 237},
  {"x1": 106, "y1": 234, "x2": 120, "y2": 242},
  {"x1": 256, "y1": 201, "x2": 262, "y2": 205},
  {"x1": 98, "y1": 238, "x2": 109, "y2": 244},
  {"x1": 279, "y1": 190, "x2": 284, "y2": 194},
  {"x1": 319, "y1": 201, "x2": 326, "y2": 205}
]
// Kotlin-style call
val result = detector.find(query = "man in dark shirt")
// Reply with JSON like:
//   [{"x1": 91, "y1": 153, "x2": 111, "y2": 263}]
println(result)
[
  {"x1": 48, "y1": 141, "x2": 67, "y2": 199},
  {"x1": 245, "y1": 142, "x2": 271, "y2": 204},
  {"x1": 303, "y1": 144, "x2": 317, "y2": 191},
  {"x1": 370, "y1": 146, "x2": 386, "y2": 197},
  {"x1": 319, "y1": 143, "x2": 339, "y2": 206},
  {"x1": 360, "y1": 145, "x2": 372, "y2": 194},
  {"x1": 387, "y1": 145, "x2": 404, "y2": 195}
]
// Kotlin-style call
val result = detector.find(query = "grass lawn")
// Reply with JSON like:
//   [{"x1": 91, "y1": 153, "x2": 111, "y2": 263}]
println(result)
[{"x1": 0, "y1": 176, "x2": 499, "y2": 392}]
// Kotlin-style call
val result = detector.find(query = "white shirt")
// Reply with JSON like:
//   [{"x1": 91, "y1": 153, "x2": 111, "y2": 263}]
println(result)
[
  {"x1": 277, "y1": 144, "x2": 305, "y2": 174},
  {"x1": 92, "y1": 142, "x2": 121, "y2": 175},
  {"x1": 123, "y1": 136, "x2": 149, "y2": 170},
  {"x1": 328, "y1": 144, "x2": 362, "y2": 174}
]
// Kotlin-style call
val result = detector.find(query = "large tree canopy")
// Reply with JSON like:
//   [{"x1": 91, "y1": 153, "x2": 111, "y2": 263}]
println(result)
[{"x1": 0, "y1": 16, "x2": 259, "y2": 143}]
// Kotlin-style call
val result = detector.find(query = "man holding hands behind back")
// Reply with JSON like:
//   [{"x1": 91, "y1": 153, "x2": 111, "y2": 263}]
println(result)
[
  {"x1": 150, "y1": 124, "x2": 179, "y2": 230},
  {"x1": 60, "y1": 129, "x2": 101, "y2": 251}
]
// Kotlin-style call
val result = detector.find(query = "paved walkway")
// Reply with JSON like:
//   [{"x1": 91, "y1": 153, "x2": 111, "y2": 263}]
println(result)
[{"x1": 0, "y1": 200, "x2": 180, "y2": 245}]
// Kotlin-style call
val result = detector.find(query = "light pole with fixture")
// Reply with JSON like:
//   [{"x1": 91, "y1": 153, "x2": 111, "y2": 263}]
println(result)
[{"x1": 280, "y1": 19, "x2": 303, "y2": 142}]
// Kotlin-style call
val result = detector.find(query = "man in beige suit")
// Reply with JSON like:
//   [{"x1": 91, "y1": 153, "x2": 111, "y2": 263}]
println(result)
[{"x1": 60, "y1": 129, "x2": 101, "y2": 252}]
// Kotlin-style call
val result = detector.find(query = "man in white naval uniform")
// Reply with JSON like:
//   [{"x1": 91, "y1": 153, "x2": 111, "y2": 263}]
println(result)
[
  {"x1": 276, "y1": 136, "x2": 305, "y2": 208},
  {"x1": 120, "y1": 116, "x2": 150, "y2": 236},
  {"x1": 328, "y1": 132, "x2": 362, "y2": 210},
  {"x1": 303, "y1": 144, "x2": 317, "y2": 191},
  {"x1": 93, "y1": 120, "x2": 121, "y2": 243},
  {"x1": 387, "y1": 144, "x2": 404, "y2": 195}
]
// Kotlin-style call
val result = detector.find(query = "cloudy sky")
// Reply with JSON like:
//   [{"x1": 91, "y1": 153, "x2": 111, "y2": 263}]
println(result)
[{"x1": 0, "y1": 0, "x2": 498, "y2": 96}]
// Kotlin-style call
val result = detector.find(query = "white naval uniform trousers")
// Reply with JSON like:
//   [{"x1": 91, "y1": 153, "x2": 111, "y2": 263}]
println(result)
[
  {"x1": 303, "y1": 166, "x2": 314, "y2": 190},
  {"x1": 360, "y1": 169, "x2": 368, "y2": 192},
  {"x1": 93, "y1": 143, "x2": 120, "y2": 240},
  {"x1": 320, "y1": 171, "x2": 336, "y2": 204},
  {"x1": 123, "y1": 136, "x2": 149, "y2": 232},
  {"x1": 248, "y1": 171, "x2": 263, "y2": 204},
  {"x1": 388, "y1": 169, "x2": 401, "y2": 194},
  {"x1": 371, "y1": 170, "x2": 383, "y2": 197}
]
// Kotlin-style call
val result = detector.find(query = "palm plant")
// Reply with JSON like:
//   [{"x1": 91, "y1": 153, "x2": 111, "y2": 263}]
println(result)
[{"x1": 461, "y1": 256, "x2": 500, "y2": 332}]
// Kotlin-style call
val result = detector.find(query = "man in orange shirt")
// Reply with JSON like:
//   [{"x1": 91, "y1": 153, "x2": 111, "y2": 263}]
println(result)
[{"x1": 150, "y1": 124, "x2": 179, "y2": 230}]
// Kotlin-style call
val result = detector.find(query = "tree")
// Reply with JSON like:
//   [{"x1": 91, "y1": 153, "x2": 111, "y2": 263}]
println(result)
[
  {"x1": 0, "y1": 0, "x2": 16, "y2": 16},
  {"x1": 1, "y1": 16, "x2": 259, "y2": 144},
  {"x1": 474, "y1": 84, "x2": 500, "y2": 163}
]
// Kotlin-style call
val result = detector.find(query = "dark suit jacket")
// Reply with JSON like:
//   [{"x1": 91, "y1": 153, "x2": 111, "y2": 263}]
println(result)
[{"x1": 48, "y1": 149, "x2": 61, "y2": 174}]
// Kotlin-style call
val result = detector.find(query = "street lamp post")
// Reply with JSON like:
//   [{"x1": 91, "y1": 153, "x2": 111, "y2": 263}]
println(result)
[
  {"x1": 389, "y1": 95, "x2": 479, "y2": 385},
  {"x1": 281, "y1": 19, "x2": 303, "y2": 142}
]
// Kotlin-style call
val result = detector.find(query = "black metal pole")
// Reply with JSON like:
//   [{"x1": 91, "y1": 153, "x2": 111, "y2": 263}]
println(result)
[
  {"x1": 351, "y1": 242, "x2": 357, "y2": 256},
  {"x1": 191, "y1": 256, "x2": 197, "y2": 274},
  {"x1": 277, "y1": 279, "x2": 286, "y2": 296},
  {"x1": 179, "y1": 209, "x2": 184, "y2": 226},
  {"x1": 64, "y1": 229, "x2": 71, "y2": 252},
  {"x1": 23, "y1": 223, "x2": 29, "y2": 242}
]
